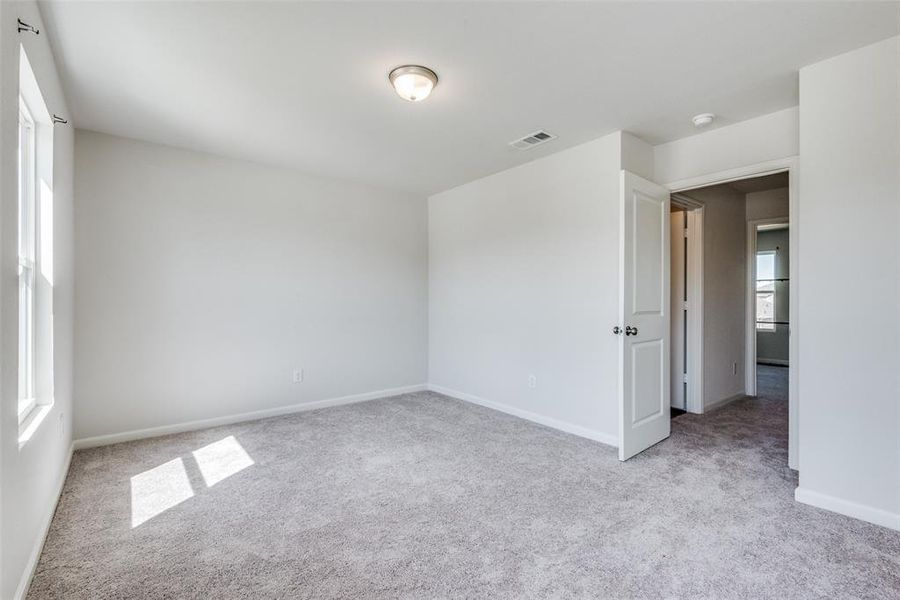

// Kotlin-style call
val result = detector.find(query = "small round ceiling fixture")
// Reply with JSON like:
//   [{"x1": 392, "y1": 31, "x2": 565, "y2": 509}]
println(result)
[
  {"x1": 389, "y1": 65, "x2": 438, "y2": 102},
  {"x1": 692, "y1": 113, "x2": 715, "y2": 128}
]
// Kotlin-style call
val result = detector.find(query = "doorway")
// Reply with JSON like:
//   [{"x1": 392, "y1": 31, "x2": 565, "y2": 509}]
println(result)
[
  {"x1": 750, "y1": 221, "x2": 789, "y2": 402},
  {"x1": 617, "y1": 161, "x2": 797, "y2": 470},
  {"x1": 666, "y1": 165, "x2": 796, "y2": 470},
  {"x1": 668, "y1": 195, "x2": 703, "y2": 417},
  {"x1": 670, "y1": 207, "x2": 688, "y2": 417}
]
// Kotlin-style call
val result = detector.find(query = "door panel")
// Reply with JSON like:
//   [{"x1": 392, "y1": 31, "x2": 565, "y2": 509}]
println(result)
[
  {"x1": 632, "y1": 340, "x2": 664, "y2": 424},
  {"x1": 619, "y1": 171, "x2": 671, "y2": 461},
  {"x1": 633, "y1": 192, "x2": 665, "y2": 315}
]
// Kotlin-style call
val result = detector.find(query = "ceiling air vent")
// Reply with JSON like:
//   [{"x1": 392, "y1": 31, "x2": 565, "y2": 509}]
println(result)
[{"x1": 509, "y1": 130, "x2": 557, "y2": 150}]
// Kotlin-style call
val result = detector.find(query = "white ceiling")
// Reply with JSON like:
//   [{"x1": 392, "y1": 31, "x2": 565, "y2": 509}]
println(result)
[{"x1": 40, "y1": 1, "x2": 899, "y2": 195}]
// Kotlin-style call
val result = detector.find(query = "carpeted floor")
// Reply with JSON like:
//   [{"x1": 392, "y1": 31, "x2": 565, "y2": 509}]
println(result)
[
  {"x1": 757, "y1": 364, "x2": 788, "y2": 402},
  {"x1": 28, "y1": 383, "x2": 900, "y2": 599}
]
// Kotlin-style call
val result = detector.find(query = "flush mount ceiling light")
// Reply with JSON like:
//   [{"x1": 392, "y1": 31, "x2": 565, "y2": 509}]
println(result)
[
  {"x1": 389, "y1": 65, "x2": 438, "y2": 102},
  {"x1": 692, "y1": 113, "x2": 715, "y2": 128}
]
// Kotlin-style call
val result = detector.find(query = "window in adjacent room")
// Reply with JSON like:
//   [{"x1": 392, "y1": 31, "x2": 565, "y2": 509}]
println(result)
[{"x1": 756, "y1": 250, "x2": 776, "y2": 331}]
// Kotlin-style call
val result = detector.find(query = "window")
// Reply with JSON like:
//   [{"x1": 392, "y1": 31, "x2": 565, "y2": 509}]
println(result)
[
  {"x1": 756, "y1": 251, "x2": 776, "y2": 331},
  {"x1": 18, "y1": 98, "x2": 36, "y2": 423},
  {"x1": 17, "y1": 45, "x2": 54, "y2": 444}
]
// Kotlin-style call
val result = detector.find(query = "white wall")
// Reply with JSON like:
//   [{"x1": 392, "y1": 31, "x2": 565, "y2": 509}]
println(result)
[
  {"x1": 654, "y1": 107, "x2": 798, "y2": 186},
  {"x1": 0, "y1": 2, "x2": 75, "y2": 598},
  {"x1": 74, "y1": 131, "x2": 428, "y2": 441},
  {"x1": 428, "y1": 133, "x2": 625, "y2": 443},
  {"x1": 796, "y1": 36, "x2": 900, "y2": 529},
  {"x1": 690, "y1": 185, "x2": 747, "y2": 407}
]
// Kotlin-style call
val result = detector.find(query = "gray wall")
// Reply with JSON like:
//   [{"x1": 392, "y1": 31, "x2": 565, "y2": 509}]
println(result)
[
  {"x1": 756, "y1": 228, "x2": 789, "y2": 363},
  {"x1": 690, "y1": 184, "x2": 748, "y2": 407},
  {"x1": 74, "y1": 131, "x2": 428, "y2": 440},
  {"x1": 746, "y1": 187, "x2": 788, "y2": 221}
]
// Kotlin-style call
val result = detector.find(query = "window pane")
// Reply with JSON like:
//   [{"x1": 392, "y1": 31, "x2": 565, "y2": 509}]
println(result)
[
  {"x1": 757, "y1": 252, "x2": 776, "y2": 280},
  {"x1": 757, "y1": 291, "x2": 775, "y2": 330},
  {"x1": 18, "y1": 102, "x2": 35, "y2": 408},
  {"x1": 756, "y1": 251, "x2": 777, "y2": 331},
  {"x1": 19, "y1": 267, "x2": 34, "y2": 399},
  {"x1": 18, "y1": 116, "x2": 29, "y2": 261}
]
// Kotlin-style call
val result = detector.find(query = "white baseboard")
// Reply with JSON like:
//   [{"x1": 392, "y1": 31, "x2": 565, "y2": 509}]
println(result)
[
  {"x1": 795, "y1": 487, "x2": 900, "y2": 531},
  {"x1": 427, "y1": 384, "x2": 617, "y2": 448},
  {"x1": 703, "y1": 392, "x2": 745, "y2": 413},
  {"x1": 16, "y1": 442, "x2": 75, "y2": 600},
  {"x1": 73, "y1": 384, "x2": 428, "y2": 450}
]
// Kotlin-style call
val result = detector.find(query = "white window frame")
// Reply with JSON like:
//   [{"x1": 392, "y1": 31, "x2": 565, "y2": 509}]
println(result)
[
  {"x1": 18, "y1": 97, "x2": 37, "y2": 425},
  {"x1": 755, "y1": 250, "x2": 777, "y2": 332}
]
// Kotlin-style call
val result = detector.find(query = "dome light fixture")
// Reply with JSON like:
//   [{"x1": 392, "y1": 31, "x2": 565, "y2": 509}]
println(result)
[
  {"x1": 389, "y1": 65, "x2": 438, "y2": 102},
  {"x1": 692, "y1": 113, "x2": 715, "y2": 128}
]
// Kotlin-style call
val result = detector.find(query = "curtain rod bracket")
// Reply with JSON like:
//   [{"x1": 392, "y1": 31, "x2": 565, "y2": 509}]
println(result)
[
  {"x1": 52, "y1": 115, "x2": 68, "y2": 125},
  {"x1": 17, "y1": 18, "x2": 39, "y2": 35}
]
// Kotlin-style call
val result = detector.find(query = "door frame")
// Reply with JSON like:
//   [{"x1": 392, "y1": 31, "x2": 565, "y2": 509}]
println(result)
[
  {"x1": 665, "y1": 156, "x2": 799, "y2": 471},
  {"x1": 670, "y1": 195, "x2": 704, "y2": 414},
  {"x1": 746, "y1": 217, "x2": 789, "y2": 396}
]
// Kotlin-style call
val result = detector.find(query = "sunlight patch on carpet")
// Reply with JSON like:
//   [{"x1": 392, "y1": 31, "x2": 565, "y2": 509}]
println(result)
[
  {"x1": 192, "y1": 435, "x2": 254, "y2": 487},
  {"x1": 130, "y1": 458, "x2": 193, "y2": 527}
]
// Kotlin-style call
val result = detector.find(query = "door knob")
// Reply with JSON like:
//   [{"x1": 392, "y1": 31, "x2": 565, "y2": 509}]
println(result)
[
  {"x1": 625, "y1": 326, "x2": 638, "y2": 336},
  {"x1": 613, "y1": 326, "x2": 623, "y2": 335}
]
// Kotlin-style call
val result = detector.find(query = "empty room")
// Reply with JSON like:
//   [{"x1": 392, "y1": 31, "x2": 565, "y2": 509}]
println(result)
[{"x1": 2, "y1": 1, "x2": 899, "y2": 598}]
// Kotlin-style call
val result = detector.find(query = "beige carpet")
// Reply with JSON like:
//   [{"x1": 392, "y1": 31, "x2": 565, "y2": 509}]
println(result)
[{"x1": 28, "y1": 384, "x2": 900, "y2": 599}]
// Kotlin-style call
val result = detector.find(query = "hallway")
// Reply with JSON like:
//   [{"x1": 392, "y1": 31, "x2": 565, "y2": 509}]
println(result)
[{"x1": 757, "y1": 364, "x2": 788, "y2": 402}]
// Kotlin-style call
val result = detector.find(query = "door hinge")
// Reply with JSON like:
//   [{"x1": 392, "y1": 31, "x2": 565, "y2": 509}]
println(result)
[
  {"x1": 683, "y1": 228, "x2": 689, "y2": 238},
  {"x1": 683, "y1": 301, "x2": 689, "y2": 310},
  {"x1": 682, "y1": 373, "x2": 688, "y2": 384}
]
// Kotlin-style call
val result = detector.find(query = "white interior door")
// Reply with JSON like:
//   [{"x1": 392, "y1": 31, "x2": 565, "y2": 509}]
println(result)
[
  {"x1": 670, "y1": 210, "x2": 686, "y2": 410},
  {"x1": 618, "y1": 170, "x2": 671, "y2": 461}
]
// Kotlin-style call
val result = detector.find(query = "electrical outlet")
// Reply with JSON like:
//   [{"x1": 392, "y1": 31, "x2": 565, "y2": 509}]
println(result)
[
  {"x1": 293, "y1": 369, "x2": 303, "y2": 384},
  {"x1": 527, "y1": 374, "x2": 537, "y2": 389}
]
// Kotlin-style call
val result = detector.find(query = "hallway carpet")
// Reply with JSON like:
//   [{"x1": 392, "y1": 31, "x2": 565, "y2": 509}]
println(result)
[
  {"x1": 757, "y1": 364, "x2": 788, "y2": 401},
  {"x1": 28, "y1": 390, "x2": 899, "y2": 599}
]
